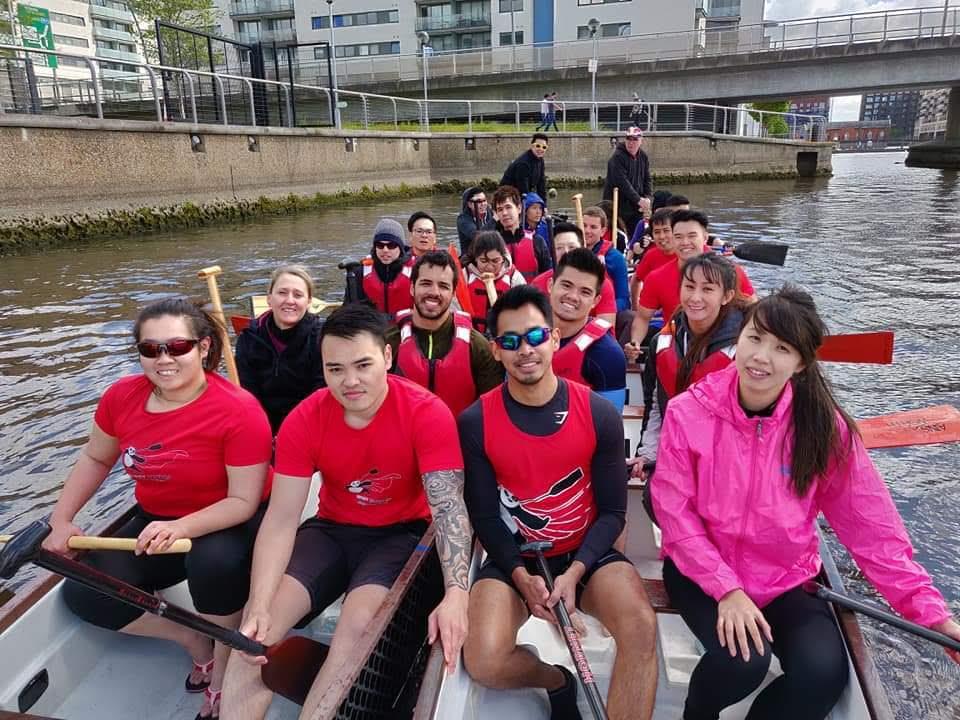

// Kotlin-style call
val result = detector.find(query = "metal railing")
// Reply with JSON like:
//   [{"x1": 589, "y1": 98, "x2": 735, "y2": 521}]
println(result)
[
  {"x1": 0, "y1": 44, "x2": 827, "y2": 140},
  {"x1": 414, "y1": 13, "x2": 491, "y2": 32},
  {"x1": 318, "y1": 4, "x2": 958, "y2": 86}
]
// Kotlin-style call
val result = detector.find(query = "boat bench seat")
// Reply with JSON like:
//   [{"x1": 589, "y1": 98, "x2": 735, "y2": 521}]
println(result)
[
  {"x1": 0, "y1": 712, "x2": 62, "y2": 720},
  {"x1": 640, "y1": 577, "x2": 673, "y2": 613}
]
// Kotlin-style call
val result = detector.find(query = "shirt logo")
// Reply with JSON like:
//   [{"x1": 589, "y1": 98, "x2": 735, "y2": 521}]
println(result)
[
  {"x1": 553, "y1": 411, "x2": 569, "y2": 425},
  {"x1": 121, "y1": 443, "x2": 189, "y2": 482},
  {"x1": 345, "y1": 468, "x2": 400, "y2": 506},
  {"x1": 498, "y1": 467, "x2": 591, "y2": 543}
]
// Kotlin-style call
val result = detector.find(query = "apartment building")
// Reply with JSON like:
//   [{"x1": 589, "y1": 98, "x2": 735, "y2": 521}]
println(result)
[
  {"x1": 860, "y1": 90, "x2": 921, "y2": 140},
  {"x1": 916, "y1": 88, "x2": 949, "y2": 139}
]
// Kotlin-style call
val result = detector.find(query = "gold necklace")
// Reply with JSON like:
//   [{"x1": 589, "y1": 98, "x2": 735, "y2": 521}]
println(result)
[{"x1": 153, "y1": 380, "x2": 208, "y2": 406}]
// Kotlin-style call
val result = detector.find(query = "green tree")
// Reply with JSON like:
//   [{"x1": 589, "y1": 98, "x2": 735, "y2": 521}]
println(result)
[
  {"x1": 748, "y1": 100, "x2": 791, "y2": 138},
  {"x1": 126, "y1": 0, "x2": 219, "y2": 63}
]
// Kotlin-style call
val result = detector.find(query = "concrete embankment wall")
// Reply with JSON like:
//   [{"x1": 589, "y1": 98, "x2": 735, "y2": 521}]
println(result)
[{"x1": 0, "y1": 117, "x2": 832, "y2": 252}]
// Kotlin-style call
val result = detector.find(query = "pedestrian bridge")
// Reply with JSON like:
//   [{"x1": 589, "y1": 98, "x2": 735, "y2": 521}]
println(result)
[{"x1": 322, "y1": 6, "x2": 960, "y2": 103}]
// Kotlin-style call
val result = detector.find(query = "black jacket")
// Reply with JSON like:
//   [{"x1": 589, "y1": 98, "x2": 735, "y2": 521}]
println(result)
[
  {"x1": 500, "y1": 150, "x2": 547, "y2": 199},
  {"x1": 236, "y1": 311, "x2": 325, "y2": 434},
  {"x1": 456, "y1": 186, "x2": 495, "y2": 255},
  {"x1": 603, "y1": 144, "x2": 652, "y2": 221}
]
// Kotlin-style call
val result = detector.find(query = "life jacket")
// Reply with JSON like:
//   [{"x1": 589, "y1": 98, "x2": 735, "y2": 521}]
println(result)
[
  {"x1": 395, "y1": 310, "x2": 477, "y2": 416},
  {"x1": 466, "y1": 268, "x2": 521, "y2": 334},
  {"x1": 655, "y1": 329, "x2": 736, "y2": 399},
  {"x1": 551, "y1": 318, "x2": 613, "y2": 387},
  {"x1": 362, "y1": 263, "x2": 412, "y2": 317},
  {"x1": 594, "y1": 239, "x2": 614, "y2": 265},
  {"x1": 509, "y1": 231, "x2": 539, "y2": 280},
  {"x1": 481, "y1": 381, "x2": 597, "y2": 557}
]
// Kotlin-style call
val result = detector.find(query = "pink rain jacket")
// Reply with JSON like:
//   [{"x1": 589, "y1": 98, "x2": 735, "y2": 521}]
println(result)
[{"x1": 652, "y1": 363, "x2": 950, "y2": 628}]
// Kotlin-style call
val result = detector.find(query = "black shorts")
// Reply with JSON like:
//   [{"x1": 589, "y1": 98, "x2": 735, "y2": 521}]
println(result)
[
  {"x1": 475, "y1": 548, "x2": 631, "y2": 610},
  {"x1": 285, "y1": 517, "x2": 429, "y2": 617}
]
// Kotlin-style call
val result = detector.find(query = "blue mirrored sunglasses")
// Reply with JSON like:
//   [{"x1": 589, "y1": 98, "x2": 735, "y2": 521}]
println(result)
[{"x1": 493, "y1": 326, "x2": 552, "y2": 351}]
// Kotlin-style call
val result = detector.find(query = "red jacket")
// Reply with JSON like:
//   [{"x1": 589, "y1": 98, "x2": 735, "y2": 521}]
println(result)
[{"x1": 362, "y1": 263, "x2": 412, "y2": 316}]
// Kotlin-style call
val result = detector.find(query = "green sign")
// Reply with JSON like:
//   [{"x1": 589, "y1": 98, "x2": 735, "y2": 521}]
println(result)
[{"x1": 17, "y1": 4, "x2": 58, "y2": 68}]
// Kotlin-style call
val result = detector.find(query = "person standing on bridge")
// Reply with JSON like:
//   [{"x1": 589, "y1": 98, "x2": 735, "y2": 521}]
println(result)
[
  {"x1": 603, "y1": 126, "x2": 652, "y2": 238},
  {"x1": 501, "y1": 134, "x2": 548, "y2": 199}
]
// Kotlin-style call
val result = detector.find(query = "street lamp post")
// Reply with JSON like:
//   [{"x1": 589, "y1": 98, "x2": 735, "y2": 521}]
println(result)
[
  {"x1": 417, "y1": 30, "x2": 430, "y2": 128},
  {"x1": 510, "y1": 2, "x2": 516, "y2": 69},
  {"x1": 325, "y1": 0, "x2": 340, "y2": 129},
  {"x1": 588, "y1": 17, "x2": 599, "y2": 131}
]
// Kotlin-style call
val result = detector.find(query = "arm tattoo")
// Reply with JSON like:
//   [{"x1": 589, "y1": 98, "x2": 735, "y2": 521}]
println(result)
[{"x1": 423, "y1": 469, "x2": 473, "y2": 592}]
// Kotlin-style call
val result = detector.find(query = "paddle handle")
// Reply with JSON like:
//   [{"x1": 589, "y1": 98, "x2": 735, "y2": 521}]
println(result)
[
  {"x1": 0, "y1": 535, "x2": 192, "y2": 553},
  {"x1": 198, "y1": 267, "x2": 240, "y2": 386},
  {"x1": 805, "y1": 582, "x2": 960, "y2": 652},
  {"x1": 482, "y1": 275, "x2": 498, "y2": 306},
  {"x1": 529, "y1": 549, "x2": 609, "y2": 720},
  {"x1": 611, "y1": 187, "x2": 619, "y2": 239},
  {"x1": 572, "y1": 194, "x2": 585, "y2": 233}
]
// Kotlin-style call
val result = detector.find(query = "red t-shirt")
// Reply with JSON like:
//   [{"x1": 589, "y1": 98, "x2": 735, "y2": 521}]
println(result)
[
  {"x1": 634, "y1": 246, "x2": 674, "y2": 283},
  {"x1": 638, "y1": 257, "x2": 755, "y2": 321},
  {"x1": 94, "y1": 372, "x2": 273, "y2": 518},
  {"x1": 274, "y1": 375, "x2": 464, "y2": 526},
  {"x1": 531, "y1": 269, "x2": 617, "y2": 317}
]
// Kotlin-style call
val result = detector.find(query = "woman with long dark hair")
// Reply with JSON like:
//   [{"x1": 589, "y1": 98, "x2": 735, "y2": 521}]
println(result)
[
  {"x1": 44, "y1": 298, "x2": 273, "y2": 720},
  {"x1": 236, "y1": 265, "x2": 325, "y2": 434},
  {"x1": 651, "y1": 285, "x2": 960, "y2": 720}
]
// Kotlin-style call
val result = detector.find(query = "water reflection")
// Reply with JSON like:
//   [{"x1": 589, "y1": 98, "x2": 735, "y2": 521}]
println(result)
[{"x1": 0, "y1": 153, "x2": 957, "y2": 717}]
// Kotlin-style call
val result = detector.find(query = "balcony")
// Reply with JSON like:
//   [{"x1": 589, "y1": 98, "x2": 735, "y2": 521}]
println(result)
[
  {"x1": 229, "y1": 0, "x2": 294, "y2": 19},
  {"x1": 235, "y1": 27, "x2": 296, "y2": 44},
  {"x1": 415, "y1": 13, "x2": 490, "y2": 33},
  {"x1": 95, "y1": 46, "x2": 141, "y2": 63},
  {"x1": 92, "y1": 25, "x2": 137, "y2": 43},
  {"x1": 89, "y1": 0, "x2": 135, "y2": 23}
]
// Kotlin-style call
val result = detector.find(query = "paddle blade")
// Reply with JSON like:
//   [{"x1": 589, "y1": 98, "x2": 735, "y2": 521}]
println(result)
[
  {"x1": 448, "y1": 244, "x2": 475, "y2": 315},
  {"x1": 731, "y1": 241, "x2": 789, "y2": 266},
  {"x1": 858, "y1": 405, "x2": 960, "y2": 449},
  {"x1": 229, "y1": 315, "x2": 251, "y2": 335},
  {"x1": 261, "y1": 636, "x2": 329, "y2": 706},
  {"x1": 818, "y1": 331, "x2": 894, "y2": 364}
]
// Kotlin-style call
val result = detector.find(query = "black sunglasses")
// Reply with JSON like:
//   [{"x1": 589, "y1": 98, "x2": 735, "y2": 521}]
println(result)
[
  {"x1": 493, "y1": 327, "x2": 552, "y2": 352},
  {"x1": 374, "y1": 241, "x2": 399, "y2": 250},
  {"x1": 136, "y1": 338, "x2": 200, "y2": 358}
]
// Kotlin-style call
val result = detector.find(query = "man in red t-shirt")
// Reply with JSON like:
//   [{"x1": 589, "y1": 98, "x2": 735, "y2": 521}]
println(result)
[
  {"x1": 222, "y1": 304, "x2": 472, "y2": 720},
  {"x1": 531, "y1": 221, "x2": 617, "y2": 327},
  {"x1": 626, "y1": 209, "x2": 755, "y2": 362},
  {"x1": 629, "y1": 207, "x2": 677, "y2": 310}
]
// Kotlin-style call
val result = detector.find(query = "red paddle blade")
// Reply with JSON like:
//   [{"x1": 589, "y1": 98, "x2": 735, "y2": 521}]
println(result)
[
  {"x1": 858, "y1": 405, "x2": 960, "y2": 449},
  {"x1": 818, "y1": 331, "x2": 894, "y2": 364},
  {"x1": 261, "y1": 636, "x2": 329, "y2": 706},
  {"x1": 448, "y1": 244, "x2": 475, "y2": 316},
  {"x1": 230, "y1": 315, "x2": 251, "y2": 335}
]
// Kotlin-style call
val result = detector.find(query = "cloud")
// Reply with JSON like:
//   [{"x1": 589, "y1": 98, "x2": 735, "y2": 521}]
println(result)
[
  {"x1": 765, "y1": 0, "x2": 929, "y2": 21},
  {"x1": 829, "y1": 96, "x2": 863, "y2": 121}
]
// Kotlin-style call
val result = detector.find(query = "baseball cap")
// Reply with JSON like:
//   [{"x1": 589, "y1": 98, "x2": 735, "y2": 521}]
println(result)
[{"x1": 625, "y1": 126, "x2": 643, "y2": 139}]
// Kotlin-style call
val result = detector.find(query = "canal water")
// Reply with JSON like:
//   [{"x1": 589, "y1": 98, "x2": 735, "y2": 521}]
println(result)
[{"x1": 1, "y1": 152, "x2": 958, "y2": 718}]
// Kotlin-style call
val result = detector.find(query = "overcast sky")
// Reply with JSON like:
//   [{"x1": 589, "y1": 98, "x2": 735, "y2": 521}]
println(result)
[{"x1": 763, "y1": 0, "x2": 937, "y2": 120}]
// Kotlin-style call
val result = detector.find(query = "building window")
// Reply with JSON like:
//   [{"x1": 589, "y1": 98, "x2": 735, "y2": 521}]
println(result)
[
  {"x1": 314, "y1": 40, "x2": 400, "y2": 59},
  {"x1": 94, "y1": 18, "x2": 133, "y2": 33},
  {"x1": 499, "y1": 0, "x2": 522, "y2": 11},
  {"x1": 312, "y1": 9, "x2": 398, "y2": 29},
  {"x1": 577, "y1": 22, "x2": 631, "y2": 38},
  {"x1": 499, "y1": 30, "x2": 523, "y2": 45},
  {"x1": 54, "y1": 34, "x2": 90, "y2": 47},
  {"x1": 91, "y1": 0, "x2": 130, "y2": 12},
  {"x1": 50, "y1": 11, "x2": 86, "y2": 26},
  {"x1": 578, "y1": 0, "x2": 630, "y2": 4}
]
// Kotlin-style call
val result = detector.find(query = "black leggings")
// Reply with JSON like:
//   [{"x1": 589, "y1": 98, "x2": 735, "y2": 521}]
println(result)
[
  {"x1": 62, "y1": 505, "x2": 265, "y2": 630},
  {"x1": 662, "y1": 558, "x2": 849, "y2": 720}
]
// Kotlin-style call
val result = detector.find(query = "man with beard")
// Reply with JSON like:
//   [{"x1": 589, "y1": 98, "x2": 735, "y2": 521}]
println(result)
[
  {"x1": 549, "y1": 249, "x2": 627, "y2": 412},
  {"x1": 386, "y1": 251, "x2": 503, "y2": 416},
  {"x1": 457, "y1": 285, "x2": 657, "y2": 720}
]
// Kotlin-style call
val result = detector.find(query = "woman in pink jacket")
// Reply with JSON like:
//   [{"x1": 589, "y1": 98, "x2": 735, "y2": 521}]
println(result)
[{"x1": 651, "y1": 285, "x2": 959, "y2": 720}]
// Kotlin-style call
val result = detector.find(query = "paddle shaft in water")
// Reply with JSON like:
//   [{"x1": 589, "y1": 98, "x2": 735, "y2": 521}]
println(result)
[
  {"x1": 0, "y1": 535, "x2": 191, "y2": 554},
  {"x1": 805, "y1": 582, "x2": 960, "y2": 652},
  {"x1": 521, "y1": 541, "x2": 609, "y2": 720}
]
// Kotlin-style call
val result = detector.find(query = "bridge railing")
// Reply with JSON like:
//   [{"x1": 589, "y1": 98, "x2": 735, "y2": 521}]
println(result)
[
  {"x1": 313, "y1": 4, "x2": 959, "y2": 87},
  {"x1": 0, "y1": 44, "x2": 827, "y2": 141}
]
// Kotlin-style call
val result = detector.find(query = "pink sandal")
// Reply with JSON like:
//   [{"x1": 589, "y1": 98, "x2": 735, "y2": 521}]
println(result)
[
  {"x1": 185, "y1": 657, "x2": 214, "y2": 693},
  {"x1": 195, "y1": 687, "x2": 220, "y2": 720}
]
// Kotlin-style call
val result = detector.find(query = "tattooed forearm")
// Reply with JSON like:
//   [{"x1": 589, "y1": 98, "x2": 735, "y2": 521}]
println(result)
[{"x1": 423, "y1": 469, "x2": 473, "y2": 592}]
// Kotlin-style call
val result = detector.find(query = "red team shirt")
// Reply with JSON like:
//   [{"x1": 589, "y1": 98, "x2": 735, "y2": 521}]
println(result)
[
  {"x1": 531, "y1": 269, "x2": 617, "y2": 318},
  {"x1": 94, "y1": 372, "x2": 273, "y2": 517},
  {"x1": 274, "y1": 375, "x2": 464, "y2": 527},
  {"x1": 634, "y1": 245, "x2": 674, "y2": 283},
  {"x1": 638, "y1": 258, "x2": 755, "y2": 322}
]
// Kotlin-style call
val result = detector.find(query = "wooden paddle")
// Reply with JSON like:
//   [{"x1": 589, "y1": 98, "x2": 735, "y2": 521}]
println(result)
[
  {"x1": 805, "y1": 582, "x2": 960, "y2": 653},
  {"x1": 858, "y1": 405, "x2": 960, "y2": 450},
  {"x1": 197, "y1": 265, "x2": 240, "y2": 386},
  {"x1": 572, "y1": 193, "x2": 585, "y2": 232},
  {"x1": 0, "y1": 535, "x2": 191, "y2": 554},
  {"x1": 0, "y1": 520, "x2": 325, "y2": 706},
  {"x1": 481, "y1": 273, "x2": 498, "y2": 306},
  {"x1": 728, "y1": 241, "x2": 789, "y2": 267},
  {"x1": 819, "y1": 331, "x2": 894, "y2": 364},
  {"x1": 611, "y1": 188, "x2": 619, "y2": 243}
]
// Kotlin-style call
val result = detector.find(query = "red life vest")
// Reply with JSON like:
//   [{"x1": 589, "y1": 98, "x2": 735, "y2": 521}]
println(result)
[
  {"x1": 509, "y1": 231, "x2": 539, "y2": 280},
  {"x1": 593, "y1": 239, "x2": 613, "y2": 266},
  {"x1": 395, "y1": 310, "x2": 477, "y2": 416},
  {"x1": 466, "y1": 269, "x2": 521, "y2": 333},
  {"x1": 655, "y1": 331, "x2": 736, "y2": 398},
  {"x1": 362, "y1": 263, "x2": 412, "y2": 317},
  {"x1": 481, "y1": 381, "x2": 597, "y2": 557},
  {"x1": 552, "y1": 318, "x2": 613, "y2": 387}
]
